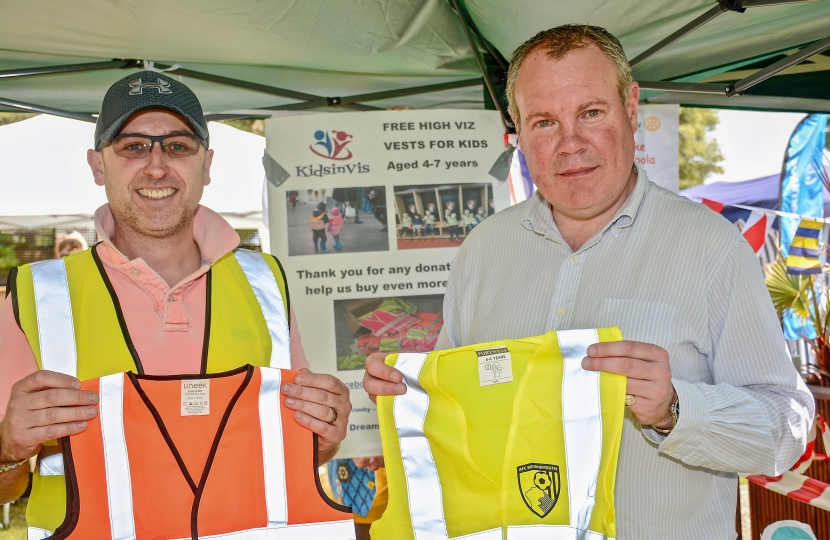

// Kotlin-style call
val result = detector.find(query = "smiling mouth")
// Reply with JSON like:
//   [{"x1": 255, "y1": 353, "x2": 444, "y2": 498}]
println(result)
[{"x1": 137, "y1": 188, "x2": 178, "y2": 200}]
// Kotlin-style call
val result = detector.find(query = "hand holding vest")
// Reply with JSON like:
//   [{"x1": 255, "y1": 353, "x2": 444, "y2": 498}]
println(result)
[
  {"x1": 374, "y1": 328, "x2": 627, "y2": 540},
  {"x1": 42, "y1": 366, "x2": 354, "y2": 540}
]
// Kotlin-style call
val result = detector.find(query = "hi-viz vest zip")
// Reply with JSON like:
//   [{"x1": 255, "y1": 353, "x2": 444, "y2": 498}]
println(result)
[
  {"x1": 34, "y1": 366, "x2": 354, "y2": 540},
  {"x1": 11, "y1": 248, "x2": 314, "y2": 538},
  {"x1": 373, "y1": 328, "x2": 627, "y2": 540}
]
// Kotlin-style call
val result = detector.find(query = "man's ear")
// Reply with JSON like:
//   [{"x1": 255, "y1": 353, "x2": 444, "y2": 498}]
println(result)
[
  {"x1": 510, "y1": 111, "x2": 521, "y2": 136},
  {"x1": 626, "y1": 82, "x2": 640, "y2": 134},
  {"x1": 87, "y1": 149, "x2": 106, "y2": 186},
  {"x1": 202, "y1": 148, "x2": 214, "y2": 186}
]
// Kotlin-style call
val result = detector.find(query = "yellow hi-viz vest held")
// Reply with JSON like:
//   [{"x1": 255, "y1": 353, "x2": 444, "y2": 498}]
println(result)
[
  {"x1": 11, "y1": 247, "x2": 292, "y2": 538},
  {"x1": 374, "y1": 328, "x2": 626, "y2": 540}
]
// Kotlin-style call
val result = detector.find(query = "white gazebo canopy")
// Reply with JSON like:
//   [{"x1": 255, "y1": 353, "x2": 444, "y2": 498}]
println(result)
[{"x1": 0, "y1": 115, "x2": 269, "y2": 248}]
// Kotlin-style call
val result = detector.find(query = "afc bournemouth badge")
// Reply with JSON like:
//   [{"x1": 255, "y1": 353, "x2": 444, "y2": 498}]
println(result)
[{"x1": 517, "y1": 463, "x2": 560, "y2": 518}]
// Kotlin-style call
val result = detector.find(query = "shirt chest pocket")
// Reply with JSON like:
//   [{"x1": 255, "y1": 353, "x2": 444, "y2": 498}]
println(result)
[{"x1": 596, "y1": 298, "x2": 676, "y2": 350}]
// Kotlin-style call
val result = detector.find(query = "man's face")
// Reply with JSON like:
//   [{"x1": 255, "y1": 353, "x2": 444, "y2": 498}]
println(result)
[
  {"x1": 514, "y1": 44, "x2": 639, "y2": 221},
  {"x1": 87, "y1": 110, "x2": 213, "y2": 239}
]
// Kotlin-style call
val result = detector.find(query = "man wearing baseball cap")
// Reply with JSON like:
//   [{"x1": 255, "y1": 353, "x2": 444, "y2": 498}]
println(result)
[{"x1": 0, "y1": 72, "x2": 351, "y2": 531}]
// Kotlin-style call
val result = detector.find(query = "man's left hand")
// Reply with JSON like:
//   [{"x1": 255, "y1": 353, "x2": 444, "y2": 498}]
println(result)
[
  {"x1": 581, "y1": 340, "x2": 675, "y2": 429},
  {"x1": 281, "y1": 368, "x2": 351, "y2": 462}
]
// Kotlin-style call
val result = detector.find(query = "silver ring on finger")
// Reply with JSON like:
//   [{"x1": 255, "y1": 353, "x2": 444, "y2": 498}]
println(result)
[{"x1": 328, "y1": 407, "x2": 338, "y2": 425}]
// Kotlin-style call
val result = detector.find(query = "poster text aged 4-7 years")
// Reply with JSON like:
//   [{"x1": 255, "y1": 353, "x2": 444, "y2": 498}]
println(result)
[{"x1": 265, "y1": 110, "x2": 507, "y2": 457}]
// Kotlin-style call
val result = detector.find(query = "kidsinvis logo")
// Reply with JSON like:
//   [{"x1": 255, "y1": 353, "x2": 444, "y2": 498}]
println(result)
[
  {"x1": 297, "y1": 129, "x2": 371, "y2": 177},
  {"x1": 295, "y1": 163, "x2": 370, "y2": 178}
]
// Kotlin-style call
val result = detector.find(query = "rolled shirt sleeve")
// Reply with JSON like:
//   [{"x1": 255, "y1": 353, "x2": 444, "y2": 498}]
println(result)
[{"x1": 651, "y1": 239, "x2": 814, "y2": 476}]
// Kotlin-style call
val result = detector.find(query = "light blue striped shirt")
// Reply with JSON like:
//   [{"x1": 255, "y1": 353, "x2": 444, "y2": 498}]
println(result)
[{"x1": 437, "y1": 167, "x2": 814, "y2": 539}]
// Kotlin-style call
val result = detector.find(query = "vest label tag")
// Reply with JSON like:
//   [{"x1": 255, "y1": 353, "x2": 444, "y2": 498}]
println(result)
[
  {"x1": 181, "y1": 380, "x2": 210, "y2": 416},
  {"x1": 476, "y1": 346, "x2": 513, "y2": 387}
]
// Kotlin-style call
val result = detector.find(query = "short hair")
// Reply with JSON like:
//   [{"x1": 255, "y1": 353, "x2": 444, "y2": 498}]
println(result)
[{"x1": 506, "y1": 25, "x2": 633, "y2": 129}]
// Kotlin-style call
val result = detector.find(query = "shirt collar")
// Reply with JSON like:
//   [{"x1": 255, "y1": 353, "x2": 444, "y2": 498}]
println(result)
[
  {"x1": 93, "y1": 203, "x2": 241, "y2": 266},
  {"x1": 521, "y1": 163, "x2": 651, "y2": 249}
]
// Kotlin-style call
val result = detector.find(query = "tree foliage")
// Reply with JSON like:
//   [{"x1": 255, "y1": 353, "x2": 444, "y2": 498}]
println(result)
[
  {"x1": 0, "y1": 233, "x2": 19, "y2": 273},
  {"x1": 0, "y1": 112, "x2": 38, "y2": 127},
  {"x1": 679, "y1": 108, "x2": 724, "y2": 190},
  {"x1": 221, "y1": 119, "x2": 265, "y2": 137}
]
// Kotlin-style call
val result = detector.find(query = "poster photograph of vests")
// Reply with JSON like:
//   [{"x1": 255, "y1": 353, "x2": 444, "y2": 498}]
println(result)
[
  {"x1": 286, "y1": 186, "x2": 389, "y2": 256},
  {"x1": 333, "y1": 294, "x2": 444, "y2": 371},
  {"x1": 394, "y1": 183, "x2": 493, "y2": 249}
]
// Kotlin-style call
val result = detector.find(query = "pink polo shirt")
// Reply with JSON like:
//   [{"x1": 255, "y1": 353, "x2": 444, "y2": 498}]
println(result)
[{"x1": 0, "y1": 204, "x2": 307, "y2": 418}]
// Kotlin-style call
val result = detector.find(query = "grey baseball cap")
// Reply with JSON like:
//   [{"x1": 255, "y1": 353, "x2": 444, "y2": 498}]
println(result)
[{"x1": 94, "y1": 70, "x2": 209, "y2": 151}]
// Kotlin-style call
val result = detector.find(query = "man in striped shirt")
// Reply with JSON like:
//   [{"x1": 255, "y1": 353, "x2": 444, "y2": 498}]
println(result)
[{"x1": 365, "y1": 25, "x2": 813, "y2": 539}]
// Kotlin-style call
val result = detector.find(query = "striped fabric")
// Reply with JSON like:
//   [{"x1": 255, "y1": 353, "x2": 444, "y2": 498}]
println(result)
[
  {"x1": 786, "y1": 219, "x2": 823, "y2": 275},
  {"x1": 436, "y1": 166, "x2": 814, "y2": 539}
]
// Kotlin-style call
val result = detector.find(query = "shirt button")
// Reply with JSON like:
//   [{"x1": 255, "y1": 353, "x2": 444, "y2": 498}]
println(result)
[
  {"x1": 557, "y1": 308, "x2": 566, "y2": 316},
  {"x1": 131, "y1": 268, "x2": 141, "y2": 276},
  {"x1": 168, "y1": 296, "x2": 175, "y2": 303},
  {"x1": 666, "y1": 445, "x2": 675, "y2": 451},
  {"x1": 569, "y1": 255, "x2": 578, "y2": 263}
]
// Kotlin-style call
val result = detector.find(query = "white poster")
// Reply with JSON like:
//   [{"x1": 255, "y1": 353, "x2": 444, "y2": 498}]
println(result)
[
  {"x1": 635, "y1": 104, "x2": 679, "y2": 193},
  {"x1": 265, "y1": 110, "x2": 507, "y2": 458}
]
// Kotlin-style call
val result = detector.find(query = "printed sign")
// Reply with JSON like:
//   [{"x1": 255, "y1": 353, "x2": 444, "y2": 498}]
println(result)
[
  {"x1": 635, "y1": 104, "x2": 679, "y2": 193},
  {"x1": 265, "y1": 110, "x2": 507, "y2": 457}
]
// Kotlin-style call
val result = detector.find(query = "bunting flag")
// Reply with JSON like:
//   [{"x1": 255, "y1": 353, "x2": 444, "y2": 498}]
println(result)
[
  {"x1": 786, "y1": 219, "x2": 823, "y2": 275},
  {"x1": 700, "y1": 198, "x2": 772, "y2": 256}
]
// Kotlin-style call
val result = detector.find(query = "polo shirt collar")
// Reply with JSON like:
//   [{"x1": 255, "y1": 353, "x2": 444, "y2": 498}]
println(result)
[
  {"x1": 93, "y1": 203, "x2": 241, "y2": 266},
  {"x1": 521, "y1": 164, "x2": 650, "y2": 251}
]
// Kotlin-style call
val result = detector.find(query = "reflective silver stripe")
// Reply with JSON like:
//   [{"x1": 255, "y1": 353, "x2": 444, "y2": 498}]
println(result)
[
  {"x1": 38, "y1": 452, "x2": 64, "y2": 476},
  {"x1": 508, "y1": 526, "x2": 611, "y2": 539},
  {"x1": 234, "y1": 250, "x2": 290, "y2": 369},
  {"x1": 393, "y1": 353, "x2": 449, "y2": 540},
  {"x1": 27, "y1": 527, "x2": 51, "y2": 540},
  {"x1": 451, "y1": 530, "x2": 501, "y2": 539},
  {"x1": 259, "y1": 367, "x2": 288, "y2": 528},
  {"x1": 395, "y1": 331, "x2": 608, "y2": 539},
  {"x1": 31, "y1": 259, "x2": 77, "y2": 376},
  {"x1": 558, "y1": 329, "x2": 603, "y2": 536},
  {"x1": 99, "y1": 373, "x2": 136, "y2": 540},
  {"x1": 170, "y1": 520, "x2": 356, "y2": 539}
]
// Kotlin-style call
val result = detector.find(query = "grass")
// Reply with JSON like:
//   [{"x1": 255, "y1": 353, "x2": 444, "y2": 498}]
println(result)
[{"x1": 0, "y1": 499, "x2": 27, "y2": 540}]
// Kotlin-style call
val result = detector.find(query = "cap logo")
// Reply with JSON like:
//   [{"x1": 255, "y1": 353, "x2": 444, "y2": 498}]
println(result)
[{"x1": 128, "y1": 77, "x2": 172, "y2": 95}]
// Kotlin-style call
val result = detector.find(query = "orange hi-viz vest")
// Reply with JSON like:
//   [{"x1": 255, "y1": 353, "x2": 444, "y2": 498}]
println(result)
[
  {"x1": 44, "y1": 365, "x2": 354, "y2": 540},
  {"x1": 310, "y1": 213, "x2": 327, "y2": 230}
]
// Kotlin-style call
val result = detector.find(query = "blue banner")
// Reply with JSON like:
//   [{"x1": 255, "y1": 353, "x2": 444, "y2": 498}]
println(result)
[{"x1": 780, "y1": 114, "x2": 828, "y2": 339}]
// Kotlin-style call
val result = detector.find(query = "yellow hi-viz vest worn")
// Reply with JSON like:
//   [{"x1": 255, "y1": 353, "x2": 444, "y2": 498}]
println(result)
[
  {"x1": 374, "y1": 328, "x2": 626, "y2": 540},
  {"x1": 10, "y1": 247, "x2": 292, "y2": 538}
]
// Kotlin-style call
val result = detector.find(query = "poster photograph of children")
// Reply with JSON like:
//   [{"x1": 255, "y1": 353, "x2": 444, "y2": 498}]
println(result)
[
  {"x1": 333, "y1": 294, "x2": 444, "y2": 371},
  {"x1": 286, "y1": 186, "x2": 389, "y2": 256},
  {"x1": 394, "y1": 183, "x2": 493, "y2": 250}
]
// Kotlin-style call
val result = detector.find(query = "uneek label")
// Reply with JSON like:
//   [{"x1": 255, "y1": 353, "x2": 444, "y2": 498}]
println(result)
[{"x1": 181, "y1": 379, "x2": 210, "y2": 416}]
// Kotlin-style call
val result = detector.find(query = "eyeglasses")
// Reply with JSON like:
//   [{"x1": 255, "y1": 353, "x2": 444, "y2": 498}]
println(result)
[{"x1": 110, "y1": 133, "x2": 205, "y2": 159}]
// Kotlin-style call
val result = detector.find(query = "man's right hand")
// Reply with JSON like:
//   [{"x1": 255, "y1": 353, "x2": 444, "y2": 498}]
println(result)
[
  {"x1": 0, "y1": 370, "x2": 99, "y2": 464},
  {"x1": 363, "y1": 353, "x2": 407, "y2": 403}
]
